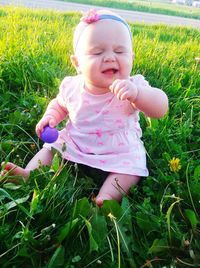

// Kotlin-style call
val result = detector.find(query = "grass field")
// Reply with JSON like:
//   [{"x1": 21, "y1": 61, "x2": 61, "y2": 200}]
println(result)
[
  {"x1": 0, "y1": 6, "x2": 200, "y2": 268},
  {"x1": 62, "y1": 0, "x2": 200, "y2": 19}
]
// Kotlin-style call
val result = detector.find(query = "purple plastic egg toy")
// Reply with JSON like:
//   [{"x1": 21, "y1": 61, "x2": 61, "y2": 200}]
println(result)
[{"x1": 40, "y1": 126, "x2": 58, "y2": 143}]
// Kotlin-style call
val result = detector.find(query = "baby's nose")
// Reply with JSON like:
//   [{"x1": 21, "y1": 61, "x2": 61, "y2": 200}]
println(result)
[{"x1": 103, "y1": 53, "x2": 116, "y2": 62}]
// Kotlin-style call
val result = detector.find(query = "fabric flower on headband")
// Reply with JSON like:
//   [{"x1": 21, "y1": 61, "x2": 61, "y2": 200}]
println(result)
[{"x1": 81, "y1": 9, "x2": 100, "y2": 24}]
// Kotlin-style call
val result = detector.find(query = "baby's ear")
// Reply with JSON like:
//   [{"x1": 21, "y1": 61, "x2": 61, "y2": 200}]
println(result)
[
  {"x1": 70, "y1": 55, "x2": 81, "y2": 74},
  {"x1": 70, "y1": 55, "x2": 79, "y2": 69}
]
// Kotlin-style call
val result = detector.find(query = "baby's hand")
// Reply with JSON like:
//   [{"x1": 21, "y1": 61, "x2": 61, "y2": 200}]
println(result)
[
  {"x1": 36, "y1": 115, "x2": 57, "y2": 137},
  {"x1": 109, "y1": 79, "x2": 138, "y2": 102}
]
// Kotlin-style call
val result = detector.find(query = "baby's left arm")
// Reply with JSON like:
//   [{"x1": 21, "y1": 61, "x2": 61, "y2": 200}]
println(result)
[{"x1": 109, "y1": 78, "x2": 168, "y2": 118}]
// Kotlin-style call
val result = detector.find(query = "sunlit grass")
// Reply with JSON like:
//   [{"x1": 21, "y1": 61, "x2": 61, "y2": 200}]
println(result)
[{"x1": 62, "y1": 0, "x2": 200, "y2": 19}]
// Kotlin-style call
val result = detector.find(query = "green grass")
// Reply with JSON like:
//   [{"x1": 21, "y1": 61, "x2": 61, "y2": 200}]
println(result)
[
  {"x1": 0, "y1": 6, "x2": 200, "y2": 268},
  {"x1": 62, "y1": 0, "x2": 200, "y2": 20}
]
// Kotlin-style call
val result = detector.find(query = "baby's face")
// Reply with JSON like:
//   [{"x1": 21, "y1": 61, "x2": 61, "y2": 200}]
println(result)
[{"x1": 73, "y1": 20, "x2": 133, "y2": 93}]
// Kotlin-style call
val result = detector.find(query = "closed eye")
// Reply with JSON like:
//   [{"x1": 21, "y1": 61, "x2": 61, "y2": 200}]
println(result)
[
  {"x1": 93, "y1": 51, "x2": 103, "y2": 55},
  {"x1": 90, "y1": 49, "x2": 103, "y2": 55},
  {"x1": 114, "y1": 49, "x2": 125, "y2": 54},
  {"x1": 115, "y1": 46, "x2": 127, "y2": 54}
]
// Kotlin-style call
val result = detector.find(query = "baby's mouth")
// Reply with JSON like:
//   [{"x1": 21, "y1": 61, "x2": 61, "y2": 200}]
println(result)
[{"x1": 102, "y1": 68, "x2": 118, "y2": 75}]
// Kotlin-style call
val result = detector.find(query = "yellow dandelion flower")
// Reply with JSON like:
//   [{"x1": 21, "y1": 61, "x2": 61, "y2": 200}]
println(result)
[{"x1": 169, "y1": 157, "x2": 181, "y2": 172}]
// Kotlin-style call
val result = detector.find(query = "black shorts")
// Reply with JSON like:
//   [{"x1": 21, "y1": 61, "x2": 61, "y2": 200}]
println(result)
[{"x1": 68, "y1": 161, "x2": 109, "y2": 188}]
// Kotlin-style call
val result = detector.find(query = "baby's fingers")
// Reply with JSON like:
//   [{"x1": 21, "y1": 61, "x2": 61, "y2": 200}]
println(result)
[
  {"x1": 110, "y1": 79, "x2": 120, "y2": 91},
  {"x1": 110, "y1": 79, "x2": 126, "y2": 94},
  {"x1": 119, "y1": 90, "x2": 130, "y2": 101},
  {"x1": 116, "y1": 86, "x2": 130, "y2": 100},
  {"x1": 36, "y1": 118, "x2": 49, "y2": 136},
  {"x1": 48, "y1": 118, "x2": 56, "y2": 128}
]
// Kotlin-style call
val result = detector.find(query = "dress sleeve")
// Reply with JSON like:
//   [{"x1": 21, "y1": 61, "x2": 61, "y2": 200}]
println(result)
[{"x1": 56, "y1": 76, "x2": 73, "y2": 109}]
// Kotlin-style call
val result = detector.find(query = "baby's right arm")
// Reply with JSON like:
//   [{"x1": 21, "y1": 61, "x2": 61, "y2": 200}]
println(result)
[{"x1": 36, "y1": 98, "x2": 68, "y2": 137}]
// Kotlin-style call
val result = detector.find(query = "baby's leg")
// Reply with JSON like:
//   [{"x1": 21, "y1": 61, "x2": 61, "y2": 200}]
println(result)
[
  {"x1": 95, "y1": 173, "x2": 140, "y2": 207},
  {"x1": 1, "y1": 148, "x2": 53, "y2": 181}
]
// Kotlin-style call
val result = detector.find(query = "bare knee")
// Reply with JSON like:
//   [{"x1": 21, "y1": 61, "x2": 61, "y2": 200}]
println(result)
[
  {"x1": 96, "y1": 173, "x2": 140, "y2": 206},
  {"x1": 25, "y1": 148, "x2": 53, "y2": 170},
  {"x1": 108, "y1": 173, "x2": 140, "y2": 192}
]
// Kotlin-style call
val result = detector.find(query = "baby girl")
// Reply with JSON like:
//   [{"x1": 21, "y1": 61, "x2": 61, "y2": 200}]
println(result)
[{"x1": 2, "y1": 9, "x2": 168, "y2": 206}]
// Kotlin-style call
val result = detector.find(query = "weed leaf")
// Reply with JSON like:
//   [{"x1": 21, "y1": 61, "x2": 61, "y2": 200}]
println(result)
[
  {"x1": 193, "y1": 165, "x2": 200, "y2": 183},
  {"x1": 30, "y1": 189, "x2": 38, "y2": 215},
  {"x1": 148, "y1": 238, "x2": 168, "y2": 254},
  {"x1": 3, "y1": 183, "x2": 22, "y2": 190},
  {"x1": 0, "y1": 188, "x2": 32, "y2": 218},
  {"x1": 73, "y1": 197, "x2": 91, "y2": 219},
  {"x1": 101, "y1": 200, "x2": 122, "y2": 219},
  {"x1": 165, "y1": 197, "x2": 182, "y2": 241},
  {"x1": 121, "y1": 196, "x2": 132, "y2": 223},
  {"x1": 3, "y1": 195, "x2": 30, "y2": 211},
  {"x1": 81, "y1": 216, "x2": 99, "y2": 252},
  {"x1": 91, "y1": 209, "x2": 107, "y2": 249},
  {"x1": 57, "y1": 218, "x2": 79, "y2": 243},
  {"x1": 47, "y1": 245, "x2": 65, "y2": 268},
  {"x1": 51, "y1": 153, "x2": 60, "y2": 172},
  {"x1": 136, "y1": 212, "x2": 160, "y2": 232},
  {"x1": 184, "y1": 209, "x2": 199, "y2": 229}
]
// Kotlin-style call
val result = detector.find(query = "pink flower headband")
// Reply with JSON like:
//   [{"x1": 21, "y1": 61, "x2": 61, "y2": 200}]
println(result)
[
  {"x1": 81, "y1": 9, "x2": 100, "y2": 24},
  {"x1": 73, "y1": 9, "x2": 132, "y2": 52}
]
